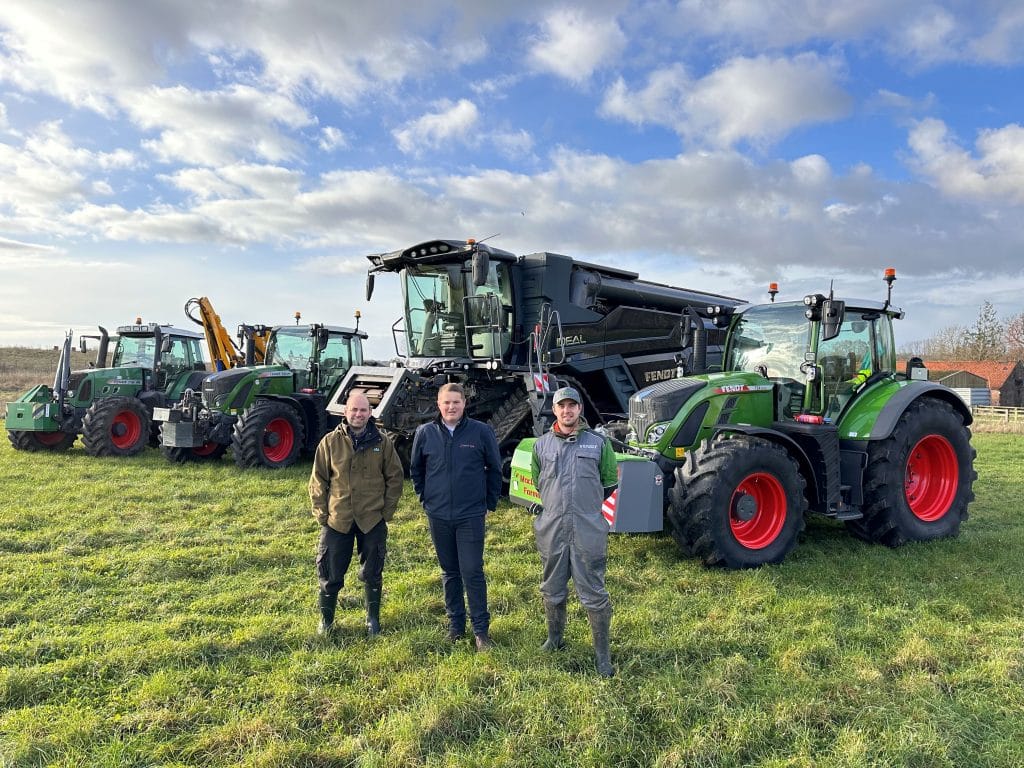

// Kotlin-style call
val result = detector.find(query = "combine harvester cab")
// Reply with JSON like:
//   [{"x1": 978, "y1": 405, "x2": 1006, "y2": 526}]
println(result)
[
  {"x1": 7, "y1": 322, "x2": 207, "y2": 457},
  {"x1": 328, "y1": 238, "x2": 743, "y2": 473},
  {"x1": 510, "y1": 270, "x2": 977, "y2": 568}
]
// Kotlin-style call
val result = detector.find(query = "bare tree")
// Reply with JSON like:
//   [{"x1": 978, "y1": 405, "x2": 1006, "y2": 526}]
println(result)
[{"x1": 1006, "y1": 312, "x2": 1024, "y2": 360}]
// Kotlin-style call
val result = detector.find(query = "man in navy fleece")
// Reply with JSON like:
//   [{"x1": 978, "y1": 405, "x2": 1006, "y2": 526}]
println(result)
[{"x1": 411, "y1": 382, "x2": 502, "y2": 651}]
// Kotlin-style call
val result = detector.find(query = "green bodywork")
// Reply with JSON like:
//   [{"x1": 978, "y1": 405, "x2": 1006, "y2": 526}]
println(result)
[
  {"x1": 6, "y1": 325, "x2": 206, "y2": 436},
  {"x1": 155, "y1": 324, "x2": 365, "y2": 451}
]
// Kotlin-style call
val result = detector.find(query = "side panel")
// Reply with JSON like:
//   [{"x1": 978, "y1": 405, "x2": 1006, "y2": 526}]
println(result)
[{"x1": 837, "y1": 380, "x2": 973, "y2": 441}]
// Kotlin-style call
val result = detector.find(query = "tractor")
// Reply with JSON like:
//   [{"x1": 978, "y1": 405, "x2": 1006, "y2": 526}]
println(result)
[
  {"x1": 154, "y1": 319, "x2": 367, "y2": 468},
  {"x1": 6, "y1": 322, "x2": 208, "y2": 457},
  {"x1": 509, "y1": 269, "x2": 977, "y2": 568}
]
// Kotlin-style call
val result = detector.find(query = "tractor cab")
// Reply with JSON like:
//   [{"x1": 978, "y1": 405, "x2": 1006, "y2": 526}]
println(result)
[
  {"x1": 724, "y1": 298, "x2": 900, "y2": 423},
  {"x1": 264, "y1": 324, "x2": 366, "y2": 394},
  {"x1": 112, "y1": 323, "x2": 206, "y2": 392}
]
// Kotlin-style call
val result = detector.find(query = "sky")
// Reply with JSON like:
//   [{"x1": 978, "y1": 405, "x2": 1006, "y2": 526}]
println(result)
[{"x1": 1, "y1": 1, "x2": 1023, "y2": 360}]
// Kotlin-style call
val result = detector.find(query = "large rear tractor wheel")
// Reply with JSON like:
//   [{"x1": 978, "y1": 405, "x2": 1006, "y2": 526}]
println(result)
[
  {"x1": 8, "y1": 429, "x2": 77, "y2": 452},
  {"x1": 231, "y1": 399, "x2": 305, "y2": 469},
  {"x1": 845, "y1": 398, "x2": 975, "y2": 546},
  {"x1": 81, "y1": 397, "x2": 152, "y2": 457},
  {"x1": 667, "y1": 435, "x2": 807, "y2": 568}
]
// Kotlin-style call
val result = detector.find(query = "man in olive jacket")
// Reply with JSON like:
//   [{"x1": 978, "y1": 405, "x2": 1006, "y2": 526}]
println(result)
[{"x1": 309, "y1": 392, "x2": 404, "y2": 636}]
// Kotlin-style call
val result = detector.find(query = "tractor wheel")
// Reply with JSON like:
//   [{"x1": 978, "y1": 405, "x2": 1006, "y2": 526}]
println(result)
[
  {"x1": 667, "y1": 435, "x2": 807, "y2": 568},
  {"x1": 81, "y1": 397, "x2": 152, "y2": 457},
  {"x1": 231, "y1": 399, "x2": 305, "y2": 469},
  {"x1": 845, "y1": 398, "x2": 976, "y2": 546},
  {"x1": 8, "y1": 429, "x2": 77, "y2": 452}
]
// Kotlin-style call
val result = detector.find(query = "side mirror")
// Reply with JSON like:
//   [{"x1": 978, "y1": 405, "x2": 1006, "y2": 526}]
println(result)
[
  {"x1": 366, "y1": 273, "x2": 375, "y2": 301},
  {"x1": 160, "y1": 335, "x2": 173, "y2": 353},
  {"x1": 471, "y1": 249, "x2": 489, "y2": 287},
  {"x1": 680, "y1": 308, "x2": 694, "y2": 348},
  {"x1": 79, "y1": 337, "x2": 88, "y2": 353},
  {"x1": 317, "y1": 327, "x2": 330, "y2": 351},
  {"x1": 821, "y1": 299, "x2": 845, "y2": 341}
]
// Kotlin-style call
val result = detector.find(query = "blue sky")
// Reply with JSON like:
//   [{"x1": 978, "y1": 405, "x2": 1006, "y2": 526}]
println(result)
[{"x1": 1, "y1": 1, "x2": 1022, "y2": 359}]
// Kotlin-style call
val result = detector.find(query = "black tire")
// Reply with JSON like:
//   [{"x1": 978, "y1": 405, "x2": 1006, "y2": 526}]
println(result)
[
  {"x1": 231, "y1": 399, "x2": 305, "y2": 469},
  {"x1": 8, "y1": 429, "x2": 76, "y2": 452},
  {"x1": 487, "y1": 391, "x2": 532, "y2": 447},
  {"x1": 159, "y1": 424, "x2": 229, "y2": 463},
  {"x1": 81, "y1": 397, "x2": 152, "y2": 457},
  {"x1": 845, "y1": 398, "x2": 976, "y2": 547},
  {"x1": 667, "y1": 435, "x2": 807, "y2": 568}
]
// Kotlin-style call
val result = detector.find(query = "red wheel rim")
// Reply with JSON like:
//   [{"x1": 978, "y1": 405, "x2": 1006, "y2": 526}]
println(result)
[
  {"x1": 905, "y1": 434, "x2": 958, "y2": 521},
  {"x1": 193, "y1": 441, "x2": 219, "y2": 457},
  {"x1": 36, "y1": 431, "x2": 67, "y2": 446},
  {"x1": 111, "y1": 410, "x2": 143, "y2": 450},
  {"x1": 262, "y1": 417, "x2": 294, "y2": 462},
  {"x1": 729, "y1": 472, "x2": 787, "y2": 549}
]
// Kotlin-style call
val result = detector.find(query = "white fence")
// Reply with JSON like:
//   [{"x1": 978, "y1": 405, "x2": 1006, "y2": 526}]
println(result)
[{"x1": 971, "y1": 405, "x2": 1024, "y2": 433}]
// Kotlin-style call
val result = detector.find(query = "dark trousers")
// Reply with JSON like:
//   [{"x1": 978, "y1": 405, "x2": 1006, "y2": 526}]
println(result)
[
  {"x1": 427, "y1": 515, "x2": 489, "y2": 635},
  {"x1": 317, "y1": 520, "x2": 388, "y2": 595}
]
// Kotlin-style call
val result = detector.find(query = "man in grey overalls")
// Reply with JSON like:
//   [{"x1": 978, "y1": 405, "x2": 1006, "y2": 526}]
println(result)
[{"x1": 530, "y1": 386, "x2": 619, "y2": 676}]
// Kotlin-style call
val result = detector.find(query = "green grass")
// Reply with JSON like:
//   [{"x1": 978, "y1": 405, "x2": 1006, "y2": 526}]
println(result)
[{"x1": 1, "y1": 430, "x2": 1022, "y2": 767}]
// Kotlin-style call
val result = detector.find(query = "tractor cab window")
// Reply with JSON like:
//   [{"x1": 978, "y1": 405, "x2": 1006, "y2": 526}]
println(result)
[
  {"x1": 318, "y1": 333, "x2": 361, "y2": 391},
  {"x1": 402, "y1": 261, "x2": 513, "y2": 359},
  {"x1": 818, "y1": 314, "x2": 891, "y2": 418},
  {"x1": 268, "y1": 327, "x2": 314, "y2": 369},
  {"x1": 161, "y1": 336, "x2": 202, "y2": 376},
  {"x1": 112, "y1": 335, "x2": 157, "y2": 368},
  {"x1": 726, "y1": 304, "x2": 810, "y2": 380}
]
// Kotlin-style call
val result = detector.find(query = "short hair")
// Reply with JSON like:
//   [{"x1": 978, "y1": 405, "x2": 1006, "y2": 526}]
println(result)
[{"x1": 437, "y1": 382, "x2": 466, "y2": 399}]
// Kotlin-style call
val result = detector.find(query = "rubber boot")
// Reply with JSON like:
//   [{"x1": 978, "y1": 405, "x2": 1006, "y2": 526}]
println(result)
[
  {"x1": 586, "y1": 605, "x2": 614, "y2": 677},
  {"x1": 365, "y1": 584, "x2": 382, "y2": 637},
  {"x1": 317, "y1": 591, "x2": 337, "y2": 636},
  {"x1": 540, "y1": 601, "x2": 566, "y2": 651}
]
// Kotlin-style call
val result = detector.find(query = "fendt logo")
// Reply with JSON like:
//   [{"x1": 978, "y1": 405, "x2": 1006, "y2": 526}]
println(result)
[{"x1": 642, "y1": 368, "x2": 677, "y2": 383}]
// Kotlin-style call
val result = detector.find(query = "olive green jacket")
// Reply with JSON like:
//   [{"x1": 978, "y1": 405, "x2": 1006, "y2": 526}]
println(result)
[{"x1": 308, "y1": 420, "x2": 405, "y2": 534}]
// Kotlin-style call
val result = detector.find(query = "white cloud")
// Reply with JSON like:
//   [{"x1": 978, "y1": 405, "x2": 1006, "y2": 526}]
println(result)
[
  {"x1": 601, "y1": 54, "x2": 850, "y2": 147},
  {"x1": 908, "y1": 118, "x2": 1024, "y2": 204},
  {"x1": 0, "y1": 121, "x2": 135, "y2": 235},
  {"x1": 129, "y1": 84, "x2": 313, "y2": 166},
  {"x1": 319, "y1": 126, "x2": 347, "y2": 151},
  {"x1": 393, "y1": 99, "x2": 480, "y2": 154},
  {"x1": 527, "y1": 7, "x2": 627, "y2": 83}
]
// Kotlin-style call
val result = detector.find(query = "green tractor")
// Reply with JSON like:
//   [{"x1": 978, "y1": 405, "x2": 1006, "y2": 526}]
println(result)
[
  {"x1": 154, "y1": 321, "x2": 367, "y2": 468},
  {"x1": 6, "y1": 322, "x2": 208, "y2": 457},
  {"x1": 509, "y1": 269, "x2": 977, "y2": 568}
]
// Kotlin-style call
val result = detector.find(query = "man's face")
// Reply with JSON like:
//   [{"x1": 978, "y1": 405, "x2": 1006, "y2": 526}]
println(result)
[
  {"x1": 345, "y1": 395, "x2": 371, "y2": 430},
  {"x1": 554, "y1": 398, "x2": 581, "y2": 432},
  {"x1": 437, "y1": 390, "x2": 466, "y2": 426}
]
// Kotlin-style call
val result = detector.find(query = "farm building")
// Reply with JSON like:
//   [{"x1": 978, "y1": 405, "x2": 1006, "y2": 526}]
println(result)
[
  {"x1": 910, "y1": 360, "x2": 1024, "y2": 407},
  {"x1": 927, "y1": 369, "x2": 991, "y2": 407}
]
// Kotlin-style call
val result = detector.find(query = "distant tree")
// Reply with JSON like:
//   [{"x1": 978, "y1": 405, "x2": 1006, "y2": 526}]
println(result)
[
  {"x1": 914, "y1": 324, "x2": 971, "y2": 360},
  {"x1": 964, "y1": 301, "x2": 1006, "y2": 360},
  {"x1": 1006, "y1": 312, "x2": 1024, "y2": 360}
]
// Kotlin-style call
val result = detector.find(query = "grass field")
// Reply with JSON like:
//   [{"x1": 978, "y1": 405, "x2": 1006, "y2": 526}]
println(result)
[
  {"x1": 0, "y1": 347, "x2": 97, "y2": 415},
  {"x1": 1, "y1": 428, "x2": 1022, "y2": 767}
]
